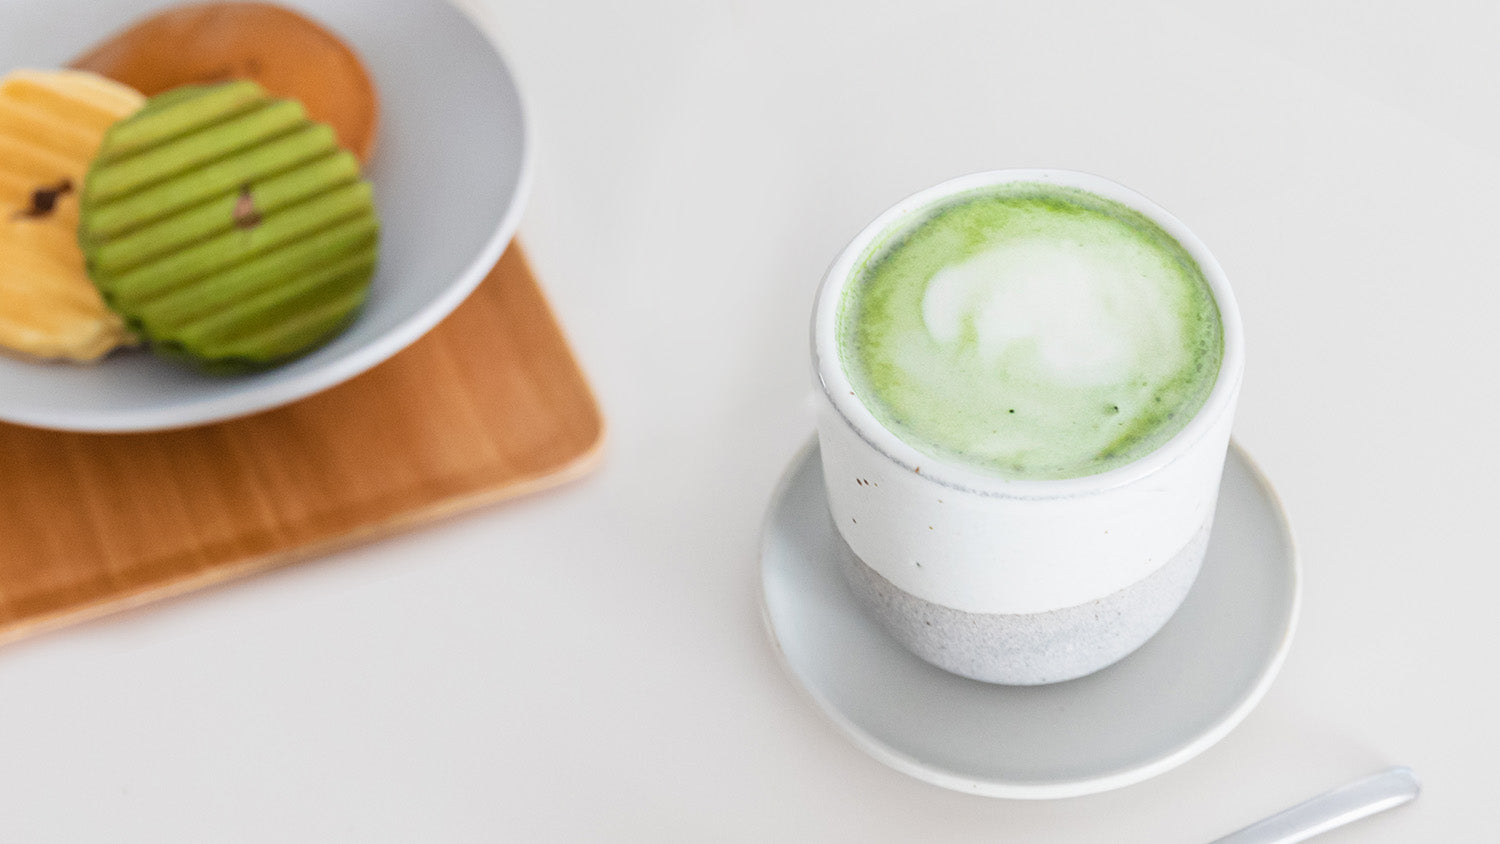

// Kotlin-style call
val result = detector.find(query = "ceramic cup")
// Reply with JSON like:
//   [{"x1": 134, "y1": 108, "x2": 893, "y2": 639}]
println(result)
[{"x1": 811, "y1": 169, "x2": 1244, "y2": 685}]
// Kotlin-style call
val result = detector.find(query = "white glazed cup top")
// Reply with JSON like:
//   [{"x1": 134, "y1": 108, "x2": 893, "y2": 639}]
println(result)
[{"x1": 812, "y1": 169, "x2": 1244, "y2": 499}]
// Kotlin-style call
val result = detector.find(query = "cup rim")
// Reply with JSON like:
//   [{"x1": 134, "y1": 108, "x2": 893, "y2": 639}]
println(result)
[{"x1": 811, "y1": 168, "x2": 1245, "y2": 499}]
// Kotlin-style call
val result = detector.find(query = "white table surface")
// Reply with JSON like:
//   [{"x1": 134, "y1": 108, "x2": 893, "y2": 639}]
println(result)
[{"x1": 1, "y1": 1, "x2": 1495, "y2": 840}]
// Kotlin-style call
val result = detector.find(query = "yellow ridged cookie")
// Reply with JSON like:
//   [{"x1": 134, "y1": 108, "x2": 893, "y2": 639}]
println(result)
[{"x1": 0, "y1": 69, "x2": 144, "y2": 362}]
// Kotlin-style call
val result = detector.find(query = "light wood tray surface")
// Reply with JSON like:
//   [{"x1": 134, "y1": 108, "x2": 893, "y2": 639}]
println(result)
[{"x1": 0, "y1": 243, "x2": 603, "y2": 644}]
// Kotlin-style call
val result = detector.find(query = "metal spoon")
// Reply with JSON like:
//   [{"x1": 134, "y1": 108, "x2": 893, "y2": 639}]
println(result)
[{"x1": 1209, "y1": 767, "x2": 1420, "y2": 843}]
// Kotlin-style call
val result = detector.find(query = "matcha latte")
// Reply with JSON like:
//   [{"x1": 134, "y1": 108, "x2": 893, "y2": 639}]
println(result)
[{"x1": 838, "y1": 182, "x2": 1223, "y2": 480}]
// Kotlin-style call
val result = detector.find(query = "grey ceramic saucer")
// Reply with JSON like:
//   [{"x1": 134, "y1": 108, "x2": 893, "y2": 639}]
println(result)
[{"x1": 759, "y1": 439, "x2": 1299, "y2": 799}]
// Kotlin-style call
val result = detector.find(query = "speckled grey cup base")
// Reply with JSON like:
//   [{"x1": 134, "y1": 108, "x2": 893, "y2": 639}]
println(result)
[{"x1": 839, "y1": 519, "x2": 1213, "y2": 685}]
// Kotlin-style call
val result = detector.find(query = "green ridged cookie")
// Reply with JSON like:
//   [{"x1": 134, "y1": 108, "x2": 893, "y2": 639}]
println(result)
[{"x1": 78, "y1": 79, "x2": 379, "y2": 372}]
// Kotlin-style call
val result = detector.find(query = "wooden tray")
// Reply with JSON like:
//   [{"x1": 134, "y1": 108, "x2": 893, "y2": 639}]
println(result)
[{"x1": 0, "y1": 242, "x2": 603, "y2": 644}]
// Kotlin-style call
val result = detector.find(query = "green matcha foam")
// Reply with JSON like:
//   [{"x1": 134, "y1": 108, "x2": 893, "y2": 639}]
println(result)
[{"x1": 838, "y1": 182, "x2": 1223, "y2": 480}]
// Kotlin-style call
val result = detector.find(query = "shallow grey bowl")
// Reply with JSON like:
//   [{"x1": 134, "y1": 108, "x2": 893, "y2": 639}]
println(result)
[{"x1": 0, "y1": 0, "x2": 529, "y2": 432}]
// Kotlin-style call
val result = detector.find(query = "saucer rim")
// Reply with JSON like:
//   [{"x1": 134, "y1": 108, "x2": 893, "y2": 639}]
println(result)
[{"x1": 758, "y1": 437, "x2": 1301, "y2": 799}]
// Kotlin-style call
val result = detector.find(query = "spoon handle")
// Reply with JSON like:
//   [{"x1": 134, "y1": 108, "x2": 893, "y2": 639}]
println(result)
[{"x1": 1208, "y1": 767, "x2": 1420, "y2": 844}]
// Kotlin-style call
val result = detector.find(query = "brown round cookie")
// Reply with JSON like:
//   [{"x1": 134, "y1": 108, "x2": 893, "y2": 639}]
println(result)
[{"x1": 71, "y1": 2, "x2": 378, "y2": 163}]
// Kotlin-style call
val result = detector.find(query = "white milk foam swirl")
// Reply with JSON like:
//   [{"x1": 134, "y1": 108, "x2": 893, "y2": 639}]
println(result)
[{"x1": 921, "y1": 238, "x2": 1178, "y2": 387}]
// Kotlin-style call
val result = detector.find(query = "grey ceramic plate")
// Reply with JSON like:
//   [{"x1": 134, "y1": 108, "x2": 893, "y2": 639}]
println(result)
[
  {"x1": 0, "y1": 0, "x2": 529, "y2": 431},
  {"x1": 760, "y1": 440, "x2": 1299, "y2": 799}
]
